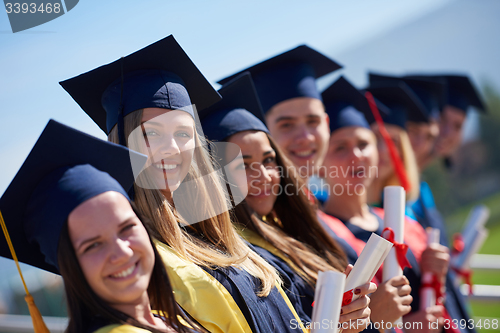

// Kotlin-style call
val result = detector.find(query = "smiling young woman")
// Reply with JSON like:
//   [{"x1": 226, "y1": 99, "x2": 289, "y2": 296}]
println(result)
[{"x1": 0, "y1": 120, "x2": 205, "y2": 333}]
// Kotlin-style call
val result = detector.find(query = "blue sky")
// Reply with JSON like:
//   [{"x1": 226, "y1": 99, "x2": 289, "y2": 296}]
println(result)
[{"x1": 0, "y1": 0, "x2": 464, "y2": 280}]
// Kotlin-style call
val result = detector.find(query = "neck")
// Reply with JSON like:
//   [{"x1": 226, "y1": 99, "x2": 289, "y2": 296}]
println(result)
[
  {"x1": 323, "y1": 183, "x2": 379, "y2": 232},
  {"x1": 323, "y1": 185, "x2": 369, "y2": 221},
  {"x1": 110, "y1": 292, "x2": 160, "y2": 329}
]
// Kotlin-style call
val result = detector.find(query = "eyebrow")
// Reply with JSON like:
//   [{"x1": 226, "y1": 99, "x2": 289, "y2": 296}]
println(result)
[
  {"x1": 274, "y1": 114, "x2": 321, "y2": 124},
  {"x1": 140, "y1": 122, "x2": 193, "y2": 131},
  {"x1": 242, "y1": 150, "x2": 274, "y2": 159}
]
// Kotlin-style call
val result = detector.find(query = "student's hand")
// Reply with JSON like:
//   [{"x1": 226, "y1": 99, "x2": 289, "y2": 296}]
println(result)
[
  {"x1": 369, "y1": 276, "x2": 413, "y2": 327},
  {"x1": 403, "y1": 305, "x2": 445, "y2": 333},
  {"x1": 421, "y1": 244, "x2": 450, "y2": 280},
  {"x1": 339, "y1": 282, "x2": 376, "y2": 333}
]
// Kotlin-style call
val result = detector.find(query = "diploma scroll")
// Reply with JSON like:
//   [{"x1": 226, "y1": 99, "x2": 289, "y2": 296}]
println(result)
[
  {"x1": 420, "y1": 228, "x2": 440, "y2": 310},
  {"x1": 344, "y1": 233, "x2": 393, "y2": 303},
  {"x1": 311, "y1": 271, "x2": 345, "y2": 333},
  {"x1": 382, "y1": 186, "x2": 405, "y2": 327}
]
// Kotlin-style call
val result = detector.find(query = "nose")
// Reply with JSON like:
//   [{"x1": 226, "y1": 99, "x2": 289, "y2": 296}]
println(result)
[
  {"x1": 160, "y1": 134, "x2": 181, "y2": 156},
  {"x1": 249, "y1": 163, "x2": 273, "y2": 185},
  {"x1": 350, "y1": 147, "x2": 364, "y2": 162},
  {"x1": 294, "y1": 124, "x2": 315, "y2": 146},
  {"x1": 109, "y1": 238, "x2": 133, "y2": 265}
]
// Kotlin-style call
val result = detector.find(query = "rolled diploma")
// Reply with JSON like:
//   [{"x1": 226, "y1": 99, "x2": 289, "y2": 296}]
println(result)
[
  {"x1": 344, "y1": 233, "x2": 393, "y2": 303},
  {"x1": 311, "y1": 270, "x2": 346, "y2": 333},
  {"x1": 453, "y1": 226, "x2": 489, "y2": 269},
  {"x1": 461, "y1": 205, "x2": 490, "y2": 238},
  {"x1": 382, "y1": 186, "x2": 405, "y2": 326},
  {"x1": 420, "y1": 228, "x2": 440, "y2": 310}
]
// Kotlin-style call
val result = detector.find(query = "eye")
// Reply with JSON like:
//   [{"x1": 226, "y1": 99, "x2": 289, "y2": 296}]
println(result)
[
  {"x1": 278, "y1": 122, "x2": 294, "y2": 130},
  {"x1": 263, "y1": 156, "x2": 276, "y2": 165},
  {"x1": 358, "y1": 141, "x2": 369, "y2": 149},
  {"x1": 84, "y1": 242, "x2": 101, "y2": 253},
  {"x1": 307, "y1": 118, "x2": 320, "y2": 127},
  {"x1": 175, "y1": 131, "x2": 192, "y2": 139},
  {"x1": 143, "y1": 129, "x2": 159, "y2": 138},
  {"x1": 120, "y1": 223, "x2": 136, "y2": 234},
  {"x1": 334, "y1": 145, "x2": 346, "y2": 153}
]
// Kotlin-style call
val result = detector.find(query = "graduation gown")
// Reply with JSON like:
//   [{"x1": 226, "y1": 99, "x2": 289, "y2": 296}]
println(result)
[
  {"x1": 238, "y1": 228, "x2": 315, "y2": 320},
  {"x1": 155, "y1": 240, "x2": 306, "y2": 333}
]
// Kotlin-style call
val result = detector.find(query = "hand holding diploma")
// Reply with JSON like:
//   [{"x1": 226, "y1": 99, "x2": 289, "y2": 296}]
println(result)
[{"x1": 340, "y1": 265, "x2": 376, "y2": 333}]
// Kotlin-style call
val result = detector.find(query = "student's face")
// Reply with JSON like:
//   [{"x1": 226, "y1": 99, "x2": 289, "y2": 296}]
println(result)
[
  {"x1": 227, "y1": 131, "x2": 280, "y2": 217},
  {"x1": 434, "y1": 106, "x2": 466, "y2": 157},
  {"x1": 266, "y1": 97, "x2": 330, "y2": 177},
  {"x1": 68, "y1": 191, "x2": 154, "y2": 307},
  {"x1": 407, "y1": 120, "x2": 439, "y2": 169},
  {"x1": 138, "y1": 108, "x2": 196, "y2": 194},
  {"x1": 323, "y1": 127, "x2": 378, "y2": 190},
  {"x1": 371, "y1": 123, "x2": 402, "y2": 181}
]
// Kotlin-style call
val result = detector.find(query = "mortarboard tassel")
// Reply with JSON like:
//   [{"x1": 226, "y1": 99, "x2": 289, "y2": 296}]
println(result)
[
  {"x1": 365, "y1": 91, "x2": 411, "y2": 192},
  {"x1": 0, "y1": 210, "x2": 50, "y2": 333}
]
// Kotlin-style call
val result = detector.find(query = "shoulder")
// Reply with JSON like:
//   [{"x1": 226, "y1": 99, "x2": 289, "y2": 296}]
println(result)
[{"x1": 92, "y1": 324, "x2": 149, "y2": 333}]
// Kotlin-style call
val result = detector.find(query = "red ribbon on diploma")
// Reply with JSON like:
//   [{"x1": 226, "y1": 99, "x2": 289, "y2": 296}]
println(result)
[
  {"x1": 452, "y1": 266, "x2": 473, "y2": 295},
  {"x1": 421, "y1": 274, "x2": 444, "y2": 303},
  {"x1": 311, "y1": 289, "x2": 355, "y2": 308},
  {"x1": 382, "y1": 227, "x2": 412, "y2": 271},
  {"x1": 452, "y1": 233, "x2": 465, "y2": 254},
  {"x1": 342, "y1": 289, "x2": 354, "y2": 307}
]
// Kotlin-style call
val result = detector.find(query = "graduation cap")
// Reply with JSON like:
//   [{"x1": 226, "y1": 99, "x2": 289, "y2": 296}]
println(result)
[
  {"x1": 200, "y1": 72, "x2": 269, "y2": 142},
  {"x1": 435, "y1": 75, "x2": 485, "y2": 113},
  {"x1": 0, "y1": 120, "x2": 147, "y2": 274},
  {"x1": 365, "y1": 81, "x2": 429, "y2": 129},
  {"x1": 322, "y1": 76, "x2": 391, "y2": 132},
  {"x1": 60, "y1": 35, "x2": 222, "y2": 136},
  {"x1": 217, "y1": 45, "x2": 342, "y2": 113},
  {"x1": 369, "y1": 73, "x2": 446, "y2": 120}
]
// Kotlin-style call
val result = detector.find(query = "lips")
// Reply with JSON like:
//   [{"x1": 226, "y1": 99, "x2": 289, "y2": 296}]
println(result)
[
  {"x1": 109, "y1": 262, "x2": 138, "y2": 279},
  {"x1": 153, "y1": 163, "x2": 179, "y2": 170},
  {"x1": 290, "y1": 149, "x2": 316, "y2": 160}
]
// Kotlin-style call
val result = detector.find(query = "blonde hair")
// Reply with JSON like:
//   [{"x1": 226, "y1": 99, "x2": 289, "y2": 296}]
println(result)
[
  {"x1": 376, "y1": 127, "x2": 420, "y2": 202},
  {"x1": 109, "y1": 110, "x2": 279, "y2": 296}
]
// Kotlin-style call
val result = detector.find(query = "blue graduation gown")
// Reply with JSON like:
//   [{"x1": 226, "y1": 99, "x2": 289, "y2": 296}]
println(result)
[{"x1": 204, "y1": 264, "x2": 305, "y2": 333}]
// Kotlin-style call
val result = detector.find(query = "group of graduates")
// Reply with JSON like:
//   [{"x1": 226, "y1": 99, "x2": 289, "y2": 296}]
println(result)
[{"x1": 0, "y1": 34, "x2": 486, "y2": 333}]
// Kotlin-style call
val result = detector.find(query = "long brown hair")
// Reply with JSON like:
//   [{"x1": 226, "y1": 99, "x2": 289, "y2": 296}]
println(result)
[
  {"x1": 58, "y1": 203, "x2": 207, "y2": 333},
  {"x1": 109, "y1": 110, "x2": 279, "y2": 296},
  {"x1": 231, "y1": 134, "x2": 347, "y2": 286}
]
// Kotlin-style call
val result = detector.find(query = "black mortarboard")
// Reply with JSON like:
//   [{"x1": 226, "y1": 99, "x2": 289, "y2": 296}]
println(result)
[
  {"x1": 370, "y1": 73, "x2": 446, "y2": 120},
  {"x1": 431, "y1": 75, "x2": 485, "y2": 113},
  {"x1": 365, "y1": 81, "x2": 429, "y2": 129},
  {"x1": 200, "y1": 72, "x2": 269, "y2": 142},
  {"x1": 60, "y1": 35, "x2": 222, "y2": 135},
  {"x1": 0, "y1": 120, "x2": 147, "y2": 274},
  {"x1": 217, "y1": 45, "x2": 342, "y2": 113},
  {"x1": 322, "y1": 76, "x2": 390, "y2": 132}
]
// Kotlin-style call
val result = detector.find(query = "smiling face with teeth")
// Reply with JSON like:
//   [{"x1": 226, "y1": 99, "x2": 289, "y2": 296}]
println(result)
[
  {"x1": 132, "y1": 108, "x2": 196, "y2": 196},
  {"x1": 68, "y1": 191, "x2": 155, "y2": 309},
  {"x1": 265, "y1": 97, "x2": 330, "y2": 178}
]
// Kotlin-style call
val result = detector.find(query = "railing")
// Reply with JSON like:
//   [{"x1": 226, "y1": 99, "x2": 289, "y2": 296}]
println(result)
[
  {"x1": 0, "y1": 314, "x2": 67, "y2": 333},
  {"x1": 460, "y1": 254, "x2": 500, "y2": 302}
]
